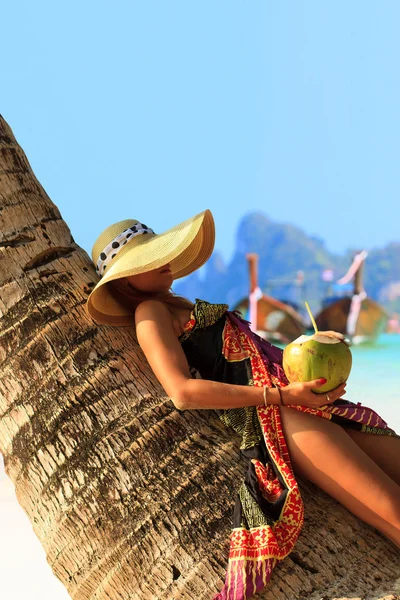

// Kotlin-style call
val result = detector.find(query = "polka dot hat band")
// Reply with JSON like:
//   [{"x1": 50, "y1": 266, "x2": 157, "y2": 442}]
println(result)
[
  {"x1": 96, "y1": 223, "x2": 154, "y2": 277},
  {"x1": 85, "y1": 209, "x2": 215, "y2": 327}
]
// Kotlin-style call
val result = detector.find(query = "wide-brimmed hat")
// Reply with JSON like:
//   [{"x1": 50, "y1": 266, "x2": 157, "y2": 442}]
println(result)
[{"x1": 85, "y1": 209, "x2": 215, "y2": 326}]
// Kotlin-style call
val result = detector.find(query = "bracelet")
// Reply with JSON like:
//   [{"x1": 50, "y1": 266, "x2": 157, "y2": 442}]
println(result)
[
  {"x1": 263, "y1": 386, "x2": 269, "y2": 406},
  {"x1": 277, "y1": 387, "x2": 285, "y2": 406},
  {"x1": 263, "y1": 386, "x2": 285, "y2": 406}
]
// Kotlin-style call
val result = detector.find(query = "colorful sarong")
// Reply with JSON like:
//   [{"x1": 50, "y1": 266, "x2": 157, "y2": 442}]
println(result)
[{"x1": 179, "y1": 300, "x2": 398, "y2": 600}]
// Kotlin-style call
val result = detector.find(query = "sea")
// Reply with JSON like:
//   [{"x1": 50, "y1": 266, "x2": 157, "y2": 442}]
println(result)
[{"x1": 343, "y1": 332, "x2": 400, "y2": 433}]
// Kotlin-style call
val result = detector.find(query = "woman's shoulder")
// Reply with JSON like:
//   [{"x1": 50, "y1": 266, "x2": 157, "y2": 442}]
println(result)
[{"x1": 135, "y1": 299, "x2": 172, "y2": 324}]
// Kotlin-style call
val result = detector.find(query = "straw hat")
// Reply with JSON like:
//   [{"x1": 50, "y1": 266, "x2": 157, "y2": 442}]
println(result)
[{"x1": 85, "y1": 209, "x2": 215, "y2": 326}]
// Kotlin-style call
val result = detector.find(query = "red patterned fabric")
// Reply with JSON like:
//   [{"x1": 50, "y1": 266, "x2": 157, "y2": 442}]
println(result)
[
  {"x1": 179, "y1": 300, "x2": 398, "y2": 600},
  {"x1": 214, "y1": 318, "x2": 303, "y2": 599}
]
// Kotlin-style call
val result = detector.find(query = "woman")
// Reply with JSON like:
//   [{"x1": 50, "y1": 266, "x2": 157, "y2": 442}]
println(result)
[{"x1": 86, "y1": 209, "x2": 400, "y2": 600}]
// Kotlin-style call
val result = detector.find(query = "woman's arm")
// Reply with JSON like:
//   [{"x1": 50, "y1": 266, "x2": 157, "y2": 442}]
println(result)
[{"x1": 135, "y1": 300, "x2": 345, "y2": 410}]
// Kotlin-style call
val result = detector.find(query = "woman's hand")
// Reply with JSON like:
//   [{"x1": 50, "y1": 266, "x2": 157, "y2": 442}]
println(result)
[{"x1": 281, "y1": 378, "x2": 347, "y2": 408}]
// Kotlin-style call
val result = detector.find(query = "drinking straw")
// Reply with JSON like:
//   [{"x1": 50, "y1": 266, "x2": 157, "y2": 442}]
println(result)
[{"x1": 305, "y1": 301, "x2": 319, "y2": 333}]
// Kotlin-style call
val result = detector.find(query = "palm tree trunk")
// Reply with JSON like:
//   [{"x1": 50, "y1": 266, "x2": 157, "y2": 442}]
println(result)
[{"x1": 0, "y1": 114, "x2": 398, "y2": 600}]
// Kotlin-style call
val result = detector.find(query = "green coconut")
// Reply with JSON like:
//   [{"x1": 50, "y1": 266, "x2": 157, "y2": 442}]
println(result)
[{"x1": 282, "y1": 333, "x2": 352, "y2": 394}]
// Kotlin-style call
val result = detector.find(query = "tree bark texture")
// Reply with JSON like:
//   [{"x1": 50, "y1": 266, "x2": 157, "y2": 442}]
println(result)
[{"x1": 0, "y1": 115, "x2": 399, "y2": 600}]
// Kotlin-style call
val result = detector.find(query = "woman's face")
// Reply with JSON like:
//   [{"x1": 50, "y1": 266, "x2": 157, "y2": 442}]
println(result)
[{"x1": 125, "y1": 263, "x2": 173, "y2": 293}]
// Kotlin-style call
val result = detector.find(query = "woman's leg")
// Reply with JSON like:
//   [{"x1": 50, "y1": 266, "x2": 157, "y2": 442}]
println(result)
[
  {"x1": 344, "y1": 429, "x2": 400, "y2": 486},
  {"x1": 279, "y1": 406, "x2": 400, "y2": 547}
]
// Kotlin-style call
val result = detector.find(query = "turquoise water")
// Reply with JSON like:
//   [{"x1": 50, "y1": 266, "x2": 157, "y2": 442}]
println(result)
[{"x1": 343, "y1": 333, "x2": 400, "y2": 433}]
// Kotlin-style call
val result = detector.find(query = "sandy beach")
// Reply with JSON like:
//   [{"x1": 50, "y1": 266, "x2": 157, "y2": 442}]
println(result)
[{"x1": 0, "y1": 469, "x2": 70, "y2": 600}]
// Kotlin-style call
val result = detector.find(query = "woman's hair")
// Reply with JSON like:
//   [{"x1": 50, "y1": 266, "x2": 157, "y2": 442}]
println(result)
[{"x1": 108, "y1": 277, "x2": 194, "y2": 315}]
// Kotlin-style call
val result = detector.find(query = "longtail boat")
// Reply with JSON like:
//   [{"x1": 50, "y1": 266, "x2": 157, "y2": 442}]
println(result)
[
  {"x1": 315, "y1": 251, "x2": 388, "y2": 345},
  {"x1": 233, "y1": 253, "x2": 306, "y2": 345}
]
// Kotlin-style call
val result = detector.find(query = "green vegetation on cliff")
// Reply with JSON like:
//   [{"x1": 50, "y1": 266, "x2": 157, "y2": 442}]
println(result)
[{"x1": 175, "y1": 213, "x2": 399, "y2": 315}]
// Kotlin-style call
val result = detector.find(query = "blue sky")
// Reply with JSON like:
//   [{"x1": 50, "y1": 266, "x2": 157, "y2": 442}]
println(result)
[{"x1": 2, "y1": 1, "x2": 400, "y2": 266}]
